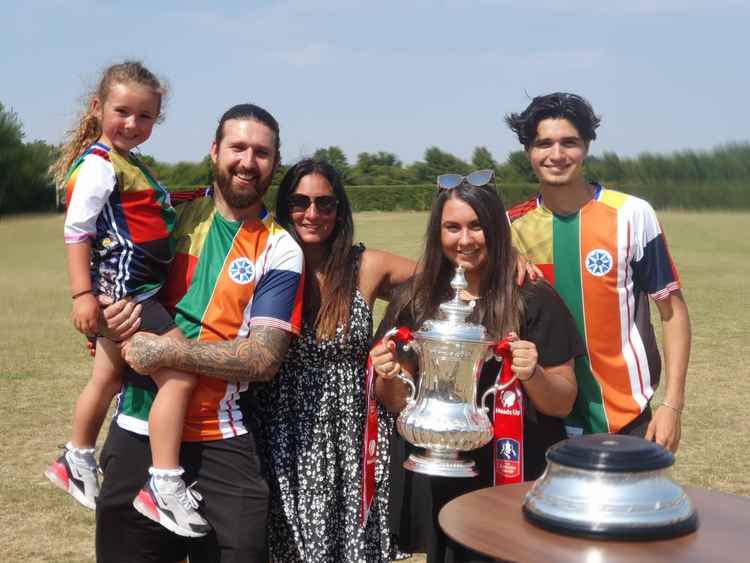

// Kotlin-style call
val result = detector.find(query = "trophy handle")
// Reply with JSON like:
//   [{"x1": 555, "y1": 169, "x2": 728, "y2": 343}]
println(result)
[
  {"x1": 395, "y1": 372, "x2": 416, "y2": 403},
  {"x1": 383, "y1": 327, "x2": 417, "y2": 404},
  {"x1": 479, "y1": 338, "x2": 518, "y2": 413}
]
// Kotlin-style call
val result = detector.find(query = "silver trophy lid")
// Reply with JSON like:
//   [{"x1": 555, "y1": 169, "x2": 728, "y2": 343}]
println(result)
[{"x1": 416, "y1": 266, "x2": 490, "y2": 343}]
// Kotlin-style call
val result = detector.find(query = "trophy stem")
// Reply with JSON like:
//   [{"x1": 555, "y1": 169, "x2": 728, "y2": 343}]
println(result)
[{"x1": 404, "y1": 449, "x2": 479, "y2": 478}]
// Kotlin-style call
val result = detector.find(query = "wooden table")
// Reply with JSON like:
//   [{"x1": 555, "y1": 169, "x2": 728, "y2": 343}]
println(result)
[{"x1": 439, "y1": 482, "x2": 750, "y2": 562}]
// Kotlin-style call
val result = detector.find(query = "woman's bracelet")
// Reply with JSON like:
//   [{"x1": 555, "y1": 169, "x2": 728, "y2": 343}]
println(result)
[
  {"x1": 71, "y1": 289, "x2": 93, "y2": 300},
  {"x1": 519, "y1": 365, "x2": 541, "y2": 382},
  {"x1": 661, "y1": 400, "x2": 683, "y2": 414}
]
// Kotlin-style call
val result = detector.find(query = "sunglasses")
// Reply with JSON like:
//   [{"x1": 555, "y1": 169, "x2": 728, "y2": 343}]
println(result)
[
  {"x1": 437, "y1": 169, "x2": 495, "y2": 192},
  {"x1": 288, "y1": 194, "x2": 338, "y2": 215}
]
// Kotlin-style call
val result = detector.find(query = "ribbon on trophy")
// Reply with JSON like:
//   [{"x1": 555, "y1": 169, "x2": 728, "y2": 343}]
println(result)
[
  {"x1": 361, "y1": 328, "x2": 413, "y2": 526},
  {"x1": 491, "y1": 339, "x2": 525, "y2": 485}
]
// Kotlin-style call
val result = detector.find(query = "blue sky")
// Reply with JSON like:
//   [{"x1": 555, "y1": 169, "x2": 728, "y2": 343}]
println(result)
[{"x1": 3, "y1": 1, "x2": 748, "y2": 166}]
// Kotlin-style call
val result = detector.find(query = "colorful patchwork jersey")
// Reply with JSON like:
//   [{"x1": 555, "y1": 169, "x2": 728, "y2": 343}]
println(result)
[
  {"x1": 509, "y1": 185, "x2": 680, "y2": 434},
  {"x1": 63, "y1": 143, "x2": 175, "y2": 301},
  {"x1": 114, "y1": 194, "x2": 304, "y2": 442}
]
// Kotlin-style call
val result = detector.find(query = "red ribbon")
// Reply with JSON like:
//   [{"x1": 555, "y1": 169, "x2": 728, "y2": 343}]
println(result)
[
  {"x1": 360, "y1": 350, "x2": 378, "y2": 526},
  {"x1": 361, "y1": 326, "x2": 414, "y2": 526},
  {"x1": 492, "y1": 338, "x2": 525, "y2": 485},
  {"x1": 391, "y1": 327, "x2": 413, "y2": 344}
]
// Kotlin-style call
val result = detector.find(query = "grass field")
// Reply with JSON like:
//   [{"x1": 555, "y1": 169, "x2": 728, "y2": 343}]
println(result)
[{"x1": 0, "y1": 210, "x2": 748, "y2": 562}]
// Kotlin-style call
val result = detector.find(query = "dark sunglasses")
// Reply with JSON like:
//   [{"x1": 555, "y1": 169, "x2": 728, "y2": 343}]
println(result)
[
  {"x1": 436, "y1": 169, "x2": 495, "y2": 192},
  {"x1": 288, "y1": 194, "x2": 338, "y2": 214}
]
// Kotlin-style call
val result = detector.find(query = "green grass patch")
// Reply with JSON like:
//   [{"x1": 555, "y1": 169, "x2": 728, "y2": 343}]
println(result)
[{"x1": 1, "y1": 210, "x2": 748, "y2": 561}]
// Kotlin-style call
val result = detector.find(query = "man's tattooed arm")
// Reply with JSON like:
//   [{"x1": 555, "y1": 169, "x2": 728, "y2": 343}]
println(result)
[{"x1": 123, "y1": 325, "x2": 291, "y2": 383}]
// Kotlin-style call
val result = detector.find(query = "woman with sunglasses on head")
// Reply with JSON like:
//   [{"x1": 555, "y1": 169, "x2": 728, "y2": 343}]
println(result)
[
  {"x1": 370, "y1": 173, "x2": 582, "y2": 562},
  {"x1": 254, "y1": 158, "x2": 418, "y2": 562}
]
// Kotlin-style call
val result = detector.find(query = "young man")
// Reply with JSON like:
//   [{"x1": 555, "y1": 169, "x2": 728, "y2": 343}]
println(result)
[
  {"x1": 95, "y1": 103, "x2": 304, "y2": 563},
  {"x1": 506, "y1": 93, "x2": 690, "y2": 452}
]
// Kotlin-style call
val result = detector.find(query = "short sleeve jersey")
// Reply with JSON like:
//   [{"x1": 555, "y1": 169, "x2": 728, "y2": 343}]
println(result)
[
  {"x1": 114, "y1": 194, "x2": 304, "y2": 442},
  {"x1": 508, "y1": 185, "x2": 681, "y2": 434},
  {"x1": 63, "y1": 142, "x2": 176, "y2": 301}
]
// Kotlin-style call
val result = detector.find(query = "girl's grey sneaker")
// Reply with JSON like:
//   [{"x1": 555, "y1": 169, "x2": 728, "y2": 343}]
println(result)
[
  {"x1": 133, "y1": 476, "x2": 211, "y2": 538},
  {"x1": 44, "y1": 445, "x2": 99, "y2": 510}
]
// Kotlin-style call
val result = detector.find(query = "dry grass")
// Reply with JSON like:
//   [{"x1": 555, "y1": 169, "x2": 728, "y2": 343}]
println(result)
[{"x1": 0, "y1": 210, "x2": 747, "y2": 562}]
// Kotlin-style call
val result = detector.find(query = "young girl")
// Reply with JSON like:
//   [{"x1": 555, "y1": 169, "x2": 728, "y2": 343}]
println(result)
[{"x1": 45, "y1": 61, "x2": 210, "y2": 538}]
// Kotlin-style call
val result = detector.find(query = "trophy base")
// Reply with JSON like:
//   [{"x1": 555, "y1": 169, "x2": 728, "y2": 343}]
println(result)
[{"x1": 403, "y1": 450, "x2": 478, "y2": 477}]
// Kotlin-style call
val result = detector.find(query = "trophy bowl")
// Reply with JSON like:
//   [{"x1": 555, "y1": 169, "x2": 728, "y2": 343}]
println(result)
[
  {"x1": 386, "y1": 266, "x2": 517, "y2": 477},
  {"x1": 522, "y1": 434, "x2": 698, "y2": 540}
]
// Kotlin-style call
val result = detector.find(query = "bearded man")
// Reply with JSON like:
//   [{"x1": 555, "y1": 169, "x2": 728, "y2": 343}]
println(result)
[{"x1": 95, "y1": 103, "x2": 304, "y2": 563}]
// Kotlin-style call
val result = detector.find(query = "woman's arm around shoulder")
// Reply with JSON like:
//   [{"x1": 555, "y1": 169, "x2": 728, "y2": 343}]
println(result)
[{"x1": 358, "y1": 248, "x2": 417, "y2": 307}]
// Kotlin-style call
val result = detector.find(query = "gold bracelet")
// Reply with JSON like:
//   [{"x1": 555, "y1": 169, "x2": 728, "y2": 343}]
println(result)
[{"x1": 661, "y1": 400, "x2": 683, "y2": 414}]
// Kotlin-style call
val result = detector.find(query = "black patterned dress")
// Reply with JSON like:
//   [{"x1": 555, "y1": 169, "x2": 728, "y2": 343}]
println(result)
[{"x1": 254, "y1": 249, "x2": 393, "y2": 562}]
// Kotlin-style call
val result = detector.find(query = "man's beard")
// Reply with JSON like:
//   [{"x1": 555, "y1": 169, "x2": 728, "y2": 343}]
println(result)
[{"x1": 213, "y1": 163, "x2": 270, "y2": 210}]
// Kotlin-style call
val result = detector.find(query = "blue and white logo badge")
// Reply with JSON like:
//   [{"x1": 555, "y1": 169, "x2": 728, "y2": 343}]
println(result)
[
  {"x1": 585, "y1": 248, "x2": 613, "y2": 277},
  {"x1": 496, "y1": 438, "x2": 520, "y2": 461},
  {"x1": 228, "y1": 257, "x2": 255, "y2": 285}
]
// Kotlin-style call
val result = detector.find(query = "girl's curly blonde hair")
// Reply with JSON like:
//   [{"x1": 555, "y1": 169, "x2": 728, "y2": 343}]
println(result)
[{"x1": 49, "y1": 61, "x2": 167, "y2": 189}]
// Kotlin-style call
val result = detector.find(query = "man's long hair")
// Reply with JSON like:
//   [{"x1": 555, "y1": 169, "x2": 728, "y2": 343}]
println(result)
[{"x1": 506, "y1": 92, "x2": 601, "y2": 149}]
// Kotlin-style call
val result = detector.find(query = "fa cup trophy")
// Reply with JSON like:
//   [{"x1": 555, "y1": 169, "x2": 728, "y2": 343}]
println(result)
[{"x1": 384, "y1": 266, "x2": 517, "y2": 477}]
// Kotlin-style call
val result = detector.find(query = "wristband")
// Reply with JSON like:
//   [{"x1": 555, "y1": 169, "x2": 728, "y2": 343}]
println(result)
[
  {"x1": 520, "y1": 365, "x2": 540, "y2": 382},
  {"x1": 661, "y1": 400, "x2": 683, "y2": 414},
  {"x1": 71, "y1": 289, "x2": 93, "y2": 300}
]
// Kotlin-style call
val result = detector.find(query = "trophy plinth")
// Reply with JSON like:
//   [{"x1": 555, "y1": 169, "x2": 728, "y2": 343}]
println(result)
[{"x1": 404, "y1": 450, "x2": 477, "y2": 478}]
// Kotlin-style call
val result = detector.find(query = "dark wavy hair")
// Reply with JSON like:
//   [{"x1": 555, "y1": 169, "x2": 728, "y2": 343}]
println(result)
[
  {"x1": 398, "y1": 184, "x2": 522, "y2": 339},
  {"x1": 214, "y1": 103, "x2": 281, "y2": 166},
  {"x1": 275, "y1": 158, "x2": 357, "y2": 341},
  {"x1": 505, "y1": 92, "x2": 601, "y2": 150}
]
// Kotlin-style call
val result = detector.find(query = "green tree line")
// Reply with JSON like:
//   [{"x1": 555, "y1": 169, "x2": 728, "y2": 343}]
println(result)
[
  {"x1": 1, "y1": 102, "x2": 749, "y2": 215},
  {"x1": 0, "y1": 103, "x2": 58, "y2": 215},
  {"x1": 143, "y1": 143, "x2": 750, "y2": 190}
]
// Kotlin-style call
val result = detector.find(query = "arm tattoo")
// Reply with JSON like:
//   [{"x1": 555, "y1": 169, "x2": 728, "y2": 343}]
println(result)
[{"x1": 163, "y1": 325, "x2": 291, "y2": 383}]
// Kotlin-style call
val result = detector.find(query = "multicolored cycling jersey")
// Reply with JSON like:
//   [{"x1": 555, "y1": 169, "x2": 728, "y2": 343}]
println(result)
[
  {"x1": 508, "y1": 185, "x2": 681, "y2": 434},
  {"x1": 63, "y1": 142, "x2": 175, "y2": 301},
  {"x1": 114, "y1": 193, "x2": 304, "y2": 442}
]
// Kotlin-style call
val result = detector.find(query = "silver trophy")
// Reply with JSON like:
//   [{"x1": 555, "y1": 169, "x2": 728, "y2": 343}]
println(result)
[{"x1": 384, "y1": 266, "x2": 517, "y2": 477}]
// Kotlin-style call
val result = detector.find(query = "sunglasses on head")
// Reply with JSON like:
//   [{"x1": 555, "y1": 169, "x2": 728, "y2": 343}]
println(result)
[
  {"x1": 436, "y1": 169, "x2": 495, "y2": 192},
  {"x1": 288, "y1": 194, "x2": 338, "y2": 214}
]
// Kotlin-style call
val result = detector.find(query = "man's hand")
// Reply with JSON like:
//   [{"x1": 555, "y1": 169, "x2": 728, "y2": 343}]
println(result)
[
  {"x1": 514, "y1": 254, "x2": 543, "y2": 287},
  {"x1": 98, "y1": 298, "x2": 142, "y2": 341},
  {"x1": 121, "y1": 332, "x2": 173, "y2": 375},
  {"x1": 645, "y1": 405, "x2": 682, "y2": 453}
]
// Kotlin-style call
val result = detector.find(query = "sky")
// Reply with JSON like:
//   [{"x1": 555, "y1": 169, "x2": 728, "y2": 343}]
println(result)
[{"x1": 3, "y1": 0, "x2": 748, "y2": 167}]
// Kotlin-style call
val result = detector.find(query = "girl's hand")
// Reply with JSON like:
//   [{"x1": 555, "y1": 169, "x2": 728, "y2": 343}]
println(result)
[
  {"x1": 72, "y1": 293, "x2": 100, "y2": 336},
  {"x1": 370, "y1": 340, "x2": 401, "y2": 380},
  {"x1": 507, "y1": 331, "x2": 540, "y2": 382}
]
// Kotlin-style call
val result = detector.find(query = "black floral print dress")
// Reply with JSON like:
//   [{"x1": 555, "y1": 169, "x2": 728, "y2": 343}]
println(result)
[{"x1": 254, "y1": 247, "x2": 393, "y2": 562}]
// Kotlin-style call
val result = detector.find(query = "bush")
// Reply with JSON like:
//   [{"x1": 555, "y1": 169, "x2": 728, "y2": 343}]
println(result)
[{"x1": 169, "y1": 181, "x2": 749, "y2": 212}]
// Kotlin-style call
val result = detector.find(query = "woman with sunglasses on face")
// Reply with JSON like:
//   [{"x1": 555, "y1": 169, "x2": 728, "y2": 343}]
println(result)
[
  {"x1": 254, "y1": 158, "x2": 418, "y2": 562},
  {"x1": 370, "y1": 174, "x2": 582, "y2": 563}
]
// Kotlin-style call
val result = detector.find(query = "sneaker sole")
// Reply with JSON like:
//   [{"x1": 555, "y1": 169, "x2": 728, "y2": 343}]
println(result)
[
  {"x1": 44, "y1": 462, "x2": 96, "y2": 511},
  {"x1": 132, "y1": 490, "x2": 209, "y2": 538}
]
